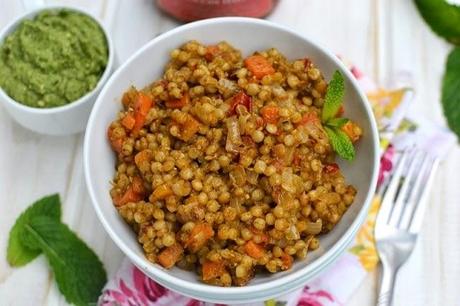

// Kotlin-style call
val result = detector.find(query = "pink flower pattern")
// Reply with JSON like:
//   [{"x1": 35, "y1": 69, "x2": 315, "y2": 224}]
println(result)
[
  {"x1": 378, "y1": 146, "x2": 395, "y2": 187},
  {"x1": 297, "y1": 286, "x2": 338, "y2": 306}
]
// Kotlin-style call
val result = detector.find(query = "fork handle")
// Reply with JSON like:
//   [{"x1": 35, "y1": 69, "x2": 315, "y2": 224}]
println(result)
[{"x1": 377, "y1": 260, "x2": 397, "y2": 306}]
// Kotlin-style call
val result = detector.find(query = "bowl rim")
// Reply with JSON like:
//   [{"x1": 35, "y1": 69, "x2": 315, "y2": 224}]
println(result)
[
  {"x1": 84, "y1": 16, "x2": 379, "y2": 296},
  {"x1": 0, "y1": 5, "x2": 114, "y2": 114}
]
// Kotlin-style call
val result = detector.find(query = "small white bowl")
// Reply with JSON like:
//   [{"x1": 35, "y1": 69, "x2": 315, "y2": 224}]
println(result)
[
  {"x1": 84, "y1": 17, "x2": 379, "y2": 304},
  {"x1": 0, "y1": 6, "x2": 114, "y2": 135}
]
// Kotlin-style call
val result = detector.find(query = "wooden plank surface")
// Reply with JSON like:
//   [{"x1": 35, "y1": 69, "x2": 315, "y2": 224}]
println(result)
[{"x1": 0, "y1": 0, "x2": 459, "y2": 305}]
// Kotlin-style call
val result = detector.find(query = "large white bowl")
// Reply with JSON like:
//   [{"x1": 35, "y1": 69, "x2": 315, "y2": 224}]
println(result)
[
  {"x1": 84, "y1": 17, "x2": 379, "y2": 304},
  {"x1": 0, "y1": 6, "x2": 114, "y2": 135}
]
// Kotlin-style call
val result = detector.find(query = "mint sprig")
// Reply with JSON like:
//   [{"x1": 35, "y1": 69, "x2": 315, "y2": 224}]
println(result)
[
  {"x1": 442, "y1": 47, "x2": 460, "y2": 139},
  {"x1": 414, "y1": 0, "x2": 460, "y2": 45},
  {"x1": 7, "y1": 194, "x2": 107, "y2": 305},
  {"x1": 7, "y1": 194, "x2": 61, "y2": 266},
  {"x1": 322, "y1": 70, "x2": 345, "y2": 122},
  {"x1": 22, "y1": 216, "x2": 107, "y2": 306},
  {"x1": 325, "y1": 126, "x2": 355, "y2": 161},
  {"x1": 322, "y1": 71, "x2": 356, "y2": 160},
  {"x1": 414, "y1": 0, "x2": 460, "y2": 141}
]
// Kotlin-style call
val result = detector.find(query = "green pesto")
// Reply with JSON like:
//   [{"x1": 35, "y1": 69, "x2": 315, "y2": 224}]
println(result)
[{"x1": 0, "y1": 9, "x2": 108, "y2": 108}]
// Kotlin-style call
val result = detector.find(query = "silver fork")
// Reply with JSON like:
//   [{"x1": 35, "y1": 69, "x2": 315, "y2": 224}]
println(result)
[{"x1": 374, "y1": 148, "x2": 440, "y2": 306}]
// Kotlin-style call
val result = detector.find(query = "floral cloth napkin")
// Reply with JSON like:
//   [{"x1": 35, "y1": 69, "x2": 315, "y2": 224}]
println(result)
[{"x1": 99, "y1": 65, "x2": 456, "y2": 306}]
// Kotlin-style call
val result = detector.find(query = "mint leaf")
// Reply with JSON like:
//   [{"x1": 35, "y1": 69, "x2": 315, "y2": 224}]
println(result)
[
  {"x1": 322, "y1": 70, "x2": 345, "y2": 122},
  {"x1": 442, "y1": 47, "x2": 460, "y2": 139},
  {"x1": 414, "y1": 0, "x2": 460, "y2": 45},
  {"x1": 7, "y1": 194, "x2": 61, "y2": 266},
  {"x1": 326, "y1": 117, "x2": 349, "y2": 128},
  {"x1": 325, "y1": 126, "x2": 355, "y2": 161},
  {"x1": 22, "y1": 216, "x2": 107, "y2": 306}
]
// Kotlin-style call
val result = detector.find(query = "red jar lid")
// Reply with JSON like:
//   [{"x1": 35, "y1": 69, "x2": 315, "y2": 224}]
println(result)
[{"x1": 157, "y1": 0, "x2": 277, "y2": 22}]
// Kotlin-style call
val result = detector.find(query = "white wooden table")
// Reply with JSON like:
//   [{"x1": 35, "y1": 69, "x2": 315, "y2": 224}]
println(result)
[{"x1": 1, "y1": 1, "x2": 459, "y2": 305}]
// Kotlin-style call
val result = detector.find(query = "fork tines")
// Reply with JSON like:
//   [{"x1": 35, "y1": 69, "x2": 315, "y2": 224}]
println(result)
[{"x1": 376, "y1": 148, "x2": 440, "y2": 233}]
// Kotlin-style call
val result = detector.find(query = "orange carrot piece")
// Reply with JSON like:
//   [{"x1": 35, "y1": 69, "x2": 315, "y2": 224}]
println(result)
[
  {"x1": 132, "y1": 92, "x2": 154, "y2": 135},
  {"x1": 114, "y1": 177, "x2": 145, "y2": 207},
  {"x1": 202, "y1": 260, "x2": 226, "y2": 281},
  {"x1": 158, "y1": 243, "x2": 184, "y2": 269},
  {"x1": 204, "y1": 45, "x2": 220, "y2": 61},
  {"x1": 244, "y1": 55, "x2": 275, "y2": 79},
  {"x1": 280, "y1": 253, "x2": 293, "y2": 270},
  {"x1": 260, "y1": 105, "x2": 280, "y2": 124},
  {"x1": 134, "y1": 150, "x2": 152, "y2": 167},
  {"x1": 341, "y1": 121, "x2": 361, "y2": 143},
  {"x1": 131, "y1": 176, "x2": 145, "y2": 194},
  {"x1": 151, "y1": 184, "x2": 173, "y2": 201},
  {"x1": 166, "y1": 93, "x2": 189, "y2": 109},
  {"x1": 186, "y1": 223, "x2": 214, "y2": 252},
  {"x1": 297, "y1": 111, "x2": 320, "y2": 126},
  {"x1": 179, "y1": 115, "x2": 201, "y2": 142},
  {"x1": 107, "y1": 126, "x2": 124, "y2": 154},
  {"x1": 121, "y1": 113, "x2": 136, "y2": 130},
  {"x1": 244, "y1": 241, "x2": 265, "y2": 259}
]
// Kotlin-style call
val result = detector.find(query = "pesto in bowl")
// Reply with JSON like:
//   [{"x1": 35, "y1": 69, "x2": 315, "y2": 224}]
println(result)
[{"x1": 0, "y1": 9, "x2": 108, "y2": 108}]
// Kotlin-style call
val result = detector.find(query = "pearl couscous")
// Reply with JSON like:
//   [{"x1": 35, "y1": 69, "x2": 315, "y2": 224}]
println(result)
[{"x1": 108, "y1": 40, "x2": 361, "y2": 286}]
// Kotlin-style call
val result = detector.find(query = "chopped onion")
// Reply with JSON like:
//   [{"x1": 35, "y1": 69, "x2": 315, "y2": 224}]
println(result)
[
  {"x1": 281, "y1": 168, "x2": 296, "y2": 193},
  {"x1": 305, "y1": 219, "x2": 322, "y2": 235},
  {"x1": 225, "y1": 117, "x2": 243, "y2": 153}
]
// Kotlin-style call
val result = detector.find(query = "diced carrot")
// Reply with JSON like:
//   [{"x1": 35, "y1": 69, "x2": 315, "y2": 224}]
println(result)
[
  {"x1": 296, "y1": 111, "x2": 320, "y2": 126},
  {"x1": 114, "y1": 177, "x2": 145, "y2": 207},
  {"x1": 244, "y1": 55, "x2": 275, "y2": 79},
  {"x1": 228, "y1": 91, "x2": 252, "y2": 116},
  {"x1": 280, "y1": 253, "x2": 293, "y2": 270},
  {"x1": 244, "y1": 240, "x2": 265, "y2": 259},
  {"x1": 151, "y1": 184, "x2": 173, "y2": 201},
  {"x1": 341, "y1": 121, "x2": 362, "y2": 143},
  {"x1": 134, "y1": 150, "x2": 152, "y2": 167},
  {"x1": 324, "y1": 163, "x2": 340, "y2": 174},
  {"x1": 186, "y1": 223, "x2": 214, "y2": 252},
  {"x1": 204, "y1": 45, "x2": 220, "y2": 61},
  {"x1": 121, "y1": 113, "x2": 136, "y2": 130},
  {"x1": 180, "y1": 115, "x2": 201, "y2": 142},
  {"x1": 131, "y1": 176, "x2": 145, "y2": 194},
  {"x1": 166, "y1": 93, "x2": 189, "y2": 109},
  {"x1": 202, "y1": 260, "x2": 226, "y2": 281},
  {"x1": 107, "y1": 126, "x2": 124, "y2": 154},
  {"x1": 260, "y1": 105, "x2": 280, "y2": 124},
  {"x1": 121, "y1": 87, "x2": 138, "y2": 107},
  {"x1": 158, "y1": 243, "x2": 184, "y2": 269},
  {"x1": 132, "y1": 92, "x2": 154, "y2": 135}
]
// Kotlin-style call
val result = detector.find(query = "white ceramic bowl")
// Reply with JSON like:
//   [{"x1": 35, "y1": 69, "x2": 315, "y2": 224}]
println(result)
[
  {"x1": 0, "y1": 6, "x2": 114, "y2": 135},
  {"x1": 84, "y1": 17, "x2": 379, "y2": 304}
]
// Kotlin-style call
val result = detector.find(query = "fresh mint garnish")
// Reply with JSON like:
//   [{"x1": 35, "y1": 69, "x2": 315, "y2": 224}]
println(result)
[
  {"x1": 414, "y1": 0, "x2": 460, "y2": 141},
  {"x1": 322, "y1": 71, "x2": 356, "y2": 160},
  {"x1": 22, "y1": 216, "x2": 107, "y2": 306},
  {"x1": 325, "y1": 126, "x2": 356, "y2": 161},
  {"x1": 414, "y1": 0, "x2": 460, "y2": 45},
  {"x1": 7, "y1": 194, "x2": 61, "y2": 266},
  {"x1": 322, "y1": 70, "x2": 345, "y2": 122},
  {"x1": 442, "y1": 47, "x2": 460, "y2": 139},
  {"x1": 7, "y1": 194, "x2": 107, "y2": 306},
  {"x1": 325, "y1": 117, "x2": 349, "y2": 128}
]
